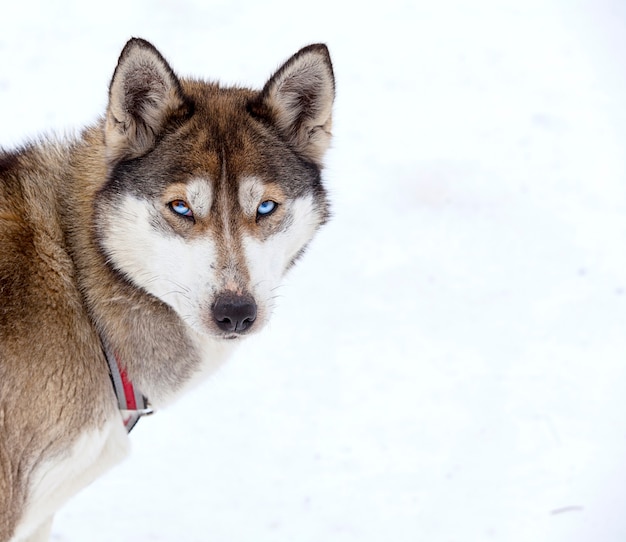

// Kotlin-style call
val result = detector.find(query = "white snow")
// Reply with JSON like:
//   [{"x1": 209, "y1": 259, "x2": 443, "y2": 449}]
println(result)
[{"x1": 2, "y1": 0, "x2": 626, "y2": 540}]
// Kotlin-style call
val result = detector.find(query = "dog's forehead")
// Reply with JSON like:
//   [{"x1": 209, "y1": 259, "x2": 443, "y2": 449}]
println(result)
[
  {"x1": 146, "y1": 80, "x2": 322, "y2": 201},
  {"x1": 174, "y1": 112, "x2": 264, "y2": 181},
  {"x1": 182, "y1": 81, "x2": 257, "y2": 149}
]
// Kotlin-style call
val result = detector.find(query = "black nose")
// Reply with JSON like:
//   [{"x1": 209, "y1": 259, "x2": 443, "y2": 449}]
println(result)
[{"x1": 212, "y1": 293, "x2": 257, "y2": 333}]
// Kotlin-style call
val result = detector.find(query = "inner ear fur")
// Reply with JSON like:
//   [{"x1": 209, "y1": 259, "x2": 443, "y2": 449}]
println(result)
[
  {"x1": 251, "y1": 44, "x2": 335, "y2": 166},
  {"x1": 105, "y1": 38, "x2": 190, "y2": 163}
]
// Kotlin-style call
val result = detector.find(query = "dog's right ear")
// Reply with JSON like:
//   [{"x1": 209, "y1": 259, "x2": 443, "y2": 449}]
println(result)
[{"x1": 105, "y1": 38, "x2": 189, "y2": 163}]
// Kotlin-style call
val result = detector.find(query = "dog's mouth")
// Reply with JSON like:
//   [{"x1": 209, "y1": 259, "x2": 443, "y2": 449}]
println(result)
[{"x1": 222, "y1": 333, "x2": 244, "y2": 341}]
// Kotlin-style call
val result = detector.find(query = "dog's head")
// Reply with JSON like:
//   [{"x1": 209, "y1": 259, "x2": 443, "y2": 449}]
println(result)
[{"x1": 95, "y1": 38, "x2": 334, "y2": 340}]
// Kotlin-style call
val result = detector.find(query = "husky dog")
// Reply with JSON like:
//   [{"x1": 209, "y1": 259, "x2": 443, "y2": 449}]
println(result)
[{"x1": 0, "y1": 38, "x2": 334, "y2": 541}]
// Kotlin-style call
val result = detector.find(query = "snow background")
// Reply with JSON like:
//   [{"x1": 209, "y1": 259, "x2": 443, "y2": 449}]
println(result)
[{"x1": 2, "y1": 0, "x2": 626, "y2": 540}]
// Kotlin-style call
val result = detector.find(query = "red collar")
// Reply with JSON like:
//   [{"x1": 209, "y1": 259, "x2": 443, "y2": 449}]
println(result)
[{"x1": 103, "y1": 342, "x2": 153, "y2": 432}]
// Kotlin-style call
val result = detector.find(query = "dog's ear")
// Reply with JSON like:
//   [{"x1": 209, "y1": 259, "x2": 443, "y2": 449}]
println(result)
[
  {"x1": 251, "y1": 44, "x2": 335, "y2": 166},
  {"x1": 105, "y1": 38, "x2": 189, "y2": 162}
]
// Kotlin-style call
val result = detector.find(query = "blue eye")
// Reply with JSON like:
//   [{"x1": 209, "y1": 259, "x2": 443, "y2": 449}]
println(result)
[
  {"x1": 257, "y1": 200, "x2": 277, "y2": 216},
  {"x1": 169, "y1": 200, "x2": 193, "y2": 218}
]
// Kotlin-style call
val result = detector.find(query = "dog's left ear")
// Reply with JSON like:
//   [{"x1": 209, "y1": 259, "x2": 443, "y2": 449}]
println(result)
[
  {"x1": 251, "y1": 44, "x2": 335, "y2": 166},
  {"x1": 105, "y1": 38, "x2": 189, "y2": 163}
]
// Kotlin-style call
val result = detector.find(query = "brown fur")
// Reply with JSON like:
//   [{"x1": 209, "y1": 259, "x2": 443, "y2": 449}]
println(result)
[
  {"x1": 0, "y1": 141, "x2": 115, "y2": 539},
  {"x1": 0, "y1": 38, "x2": 334, "y2": 541}
]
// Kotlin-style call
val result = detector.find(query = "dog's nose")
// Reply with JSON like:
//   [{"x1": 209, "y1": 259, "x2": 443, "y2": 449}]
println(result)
[{"x1": 212, "y1": 293, "x2": 257, "y2": 333}]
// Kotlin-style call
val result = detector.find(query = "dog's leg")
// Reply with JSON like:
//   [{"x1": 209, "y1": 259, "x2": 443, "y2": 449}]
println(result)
[{"x1": 17, "y1": 517, "x2": 53, "y2": 542}]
